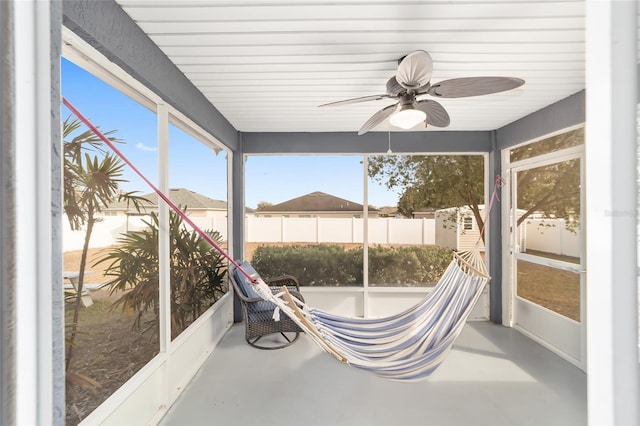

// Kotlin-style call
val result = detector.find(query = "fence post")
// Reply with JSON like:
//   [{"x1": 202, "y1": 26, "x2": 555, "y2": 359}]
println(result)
[
  {"x1": 281, "y1": 216, "x2": 286, "y2": 242},
  {"x1": 351, "y1": 217, "x2": 355, "y2": 243},
  {"x1": 559, "y1": 218, "x2": 565, "y2": 256}
]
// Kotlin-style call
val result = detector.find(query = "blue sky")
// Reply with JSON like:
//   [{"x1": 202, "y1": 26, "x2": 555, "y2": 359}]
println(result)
[{"x1": 61, "y1": 58, "x2": 399, "y2": 209}]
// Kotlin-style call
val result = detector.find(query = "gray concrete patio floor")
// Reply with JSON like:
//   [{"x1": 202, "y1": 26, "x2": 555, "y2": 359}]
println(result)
[{"x1": 161, "y1": 321, "x2": 586, "y2": 426}]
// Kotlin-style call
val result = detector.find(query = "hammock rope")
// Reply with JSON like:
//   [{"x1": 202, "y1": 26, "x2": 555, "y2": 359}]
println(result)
[{"x1": 64, "y1": 97, "x2": 496, "y2": 381}]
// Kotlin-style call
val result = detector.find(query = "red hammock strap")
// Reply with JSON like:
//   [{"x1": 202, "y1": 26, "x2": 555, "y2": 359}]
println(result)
[
  {"x1": 477, "y1": 174, "x2": 506, "y2": 242},
  {"x1": 63, "y1": 97, "x2": 257, "y2": 283}
]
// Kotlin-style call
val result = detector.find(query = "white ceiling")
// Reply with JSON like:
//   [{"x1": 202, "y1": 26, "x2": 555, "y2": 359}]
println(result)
[{"x1": 115, "y1": 0, "x2": 585, "y2": 133}]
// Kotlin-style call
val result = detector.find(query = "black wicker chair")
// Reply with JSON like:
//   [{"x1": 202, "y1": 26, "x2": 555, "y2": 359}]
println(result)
[{"x1": 231, "y1": 261, "x2": 305, "y2": 350}]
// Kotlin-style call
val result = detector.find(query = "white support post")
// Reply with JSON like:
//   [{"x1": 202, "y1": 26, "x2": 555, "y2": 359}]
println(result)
[
  {"x1": 157, "y1": 103, "x2": 171, "y2": 413},
  {"x1": 585, "y1": 1, "x2": 639, "y2": 425},
  {"x1": 158, "y1": 104, "x2": 171, "y2": 353},
  {"x1": 363, "y1": 155, "x2": 369, "y2": 317},
  {"x1": 227, "y1": 148, "x2": 236, "y2": 321},
  {"x1": 500, "y1": 149, "x2": 512, "y2": 326},
  {"x1": 13, "y1": 1, "x2": 54, "y2": 424}
]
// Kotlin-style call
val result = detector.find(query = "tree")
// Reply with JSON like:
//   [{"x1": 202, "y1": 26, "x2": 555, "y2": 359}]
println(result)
[
  {"x1": 515, "y1": 159, "x2": 580, "y2": 230},
  {"x1": 63, "y1": 116, "x2": 147, "y2": 375},
  {"x1": 368, "y1": 127, "x2": 583, "y2": 239},
  {"x1": 511, "y1": 128, "x2": 582, "y2": 229},
  {"x1": 96, "y1": 210, "x2": 228, "y2": 336},
  {"x1": 256, "y1": 201, "x2": 273, "y2": 210},
  {"x1": 369, "y1": 155, "x2": 485, "y2": 235}
]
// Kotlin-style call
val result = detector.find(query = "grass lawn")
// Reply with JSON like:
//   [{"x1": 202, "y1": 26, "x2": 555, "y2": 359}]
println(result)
[
  {"x1": 64, "y1": 297, "x2": 158, "y2": 425},
  {"x1": 64, "y1": 248, "x2": 158, "y2": 426},
  {"x1": 517, "y1": 260, "x2": 580, "y2": 321},
  {"x1": 517, "y1": 250, "x2": 581, "y2": 321}
]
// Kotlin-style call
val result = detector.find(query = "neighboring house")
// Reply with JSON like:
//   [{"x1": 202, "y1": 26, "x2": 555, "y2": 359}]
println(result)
[
  {"x1": 378, "y1": 206, "x2": 404, "y2": 218},
  {"x1": 103, "y1": 188, "x2": 230, "y2": 220},
  {"x1": 63, "y1": 188, "x2": 242, "y2": 251},
  {"x1": 412, "y1": 207, "x2": 437, "y2": 219},
  {"x1": 255, "y1": 191, "x2": 379, "y2": 218},
  {"x1": 435, "y1": 205, "x2": 486, "y2": 252}
]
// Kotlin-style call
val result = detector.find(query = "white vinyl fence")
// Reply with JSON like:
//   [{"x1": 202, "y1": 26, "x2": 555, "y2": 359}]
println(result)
[
  {"x1": 64, "y1": 214, "x2": 578, "y2": 258},
  {"x1": 63, "y1": 215, "x2": 229, "y2": 252},
  {"x1": 64, "y1": 215, "x2": 435, "y2": 251},
  {"x1": 522, "y1": 218, "x2": 580, "y2": 258},
  {"x1": 245, "y1": 217, "x2": 436, "y2": 245}
]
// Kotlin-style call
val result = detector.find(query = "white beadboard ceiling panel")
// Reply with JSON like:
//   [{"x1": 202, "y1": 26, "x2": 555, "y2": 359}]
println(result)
[{"x1": 115, "y1": 0, "x2": 586, "y2": 133}]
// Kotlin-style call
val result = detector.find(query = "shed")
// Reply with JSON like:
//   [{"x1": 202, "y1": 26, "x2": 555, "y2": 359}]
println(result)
[{"x1": 435, "y1": 205, "x2": 485, "y2": 252}]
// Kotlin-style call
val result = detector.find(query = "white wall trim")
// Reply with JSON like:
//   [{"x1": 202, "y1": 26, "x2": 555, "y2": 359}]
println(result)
[
  {"x1": 585, "y1": 0, "x2": 639, "y2": 424},
  {"x1": 14, "y1": 1, "x2": 54, "y2": 424}
]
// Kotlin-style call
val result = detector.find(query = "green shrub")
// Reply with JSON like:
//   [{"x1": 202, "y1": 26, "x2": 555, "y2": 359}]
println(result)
[
  {"x1": 96, "y1": 210, "x2": 227, "y2": 336},
  {"x1": 252, "y1": 244, "x2": 362, "y2": 286},
  {"x1": 369, "y1": 245, "x2": 452, "y2": 286},
  {"x1": 251, "y1": 244, "x2": 452, "y2": 287}
]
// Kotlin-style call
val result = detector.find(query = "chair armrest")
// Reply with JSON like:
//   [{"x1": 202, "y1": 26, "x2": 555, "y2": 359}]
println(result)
[
  {"x1": 231, "y1": 271, "x2": 304, "y2": 303},
  {"x1": 229, "y1": 274, "x2": 263, "y2": 303},
  {"x1": 266, "y1": 274, "x2": 301, "y2": 291},
  {"x1": 240, "y1": 286, "x2": 304, "y2": 305}
]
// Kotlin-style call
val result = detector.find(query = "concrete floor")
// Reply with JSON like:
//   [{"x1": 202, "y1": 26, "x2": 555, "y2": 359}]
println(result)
[{"x1": 161, "y1": 321, "x2": 586, "y2": 426}]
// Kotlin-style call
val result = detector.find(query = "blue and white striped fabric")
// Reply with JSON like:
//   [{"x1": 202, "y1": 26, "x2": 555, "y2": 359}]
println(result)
[{"x1": 251, "y1": 250, "x2": 489, "y2": 381}]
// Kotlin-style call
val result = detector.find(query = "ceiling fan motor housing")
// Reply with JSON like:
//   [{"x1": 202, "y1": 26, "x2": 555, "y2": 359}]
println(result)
[{"x1": 397, "y1": 94, "x2": 418, "y2": 110}]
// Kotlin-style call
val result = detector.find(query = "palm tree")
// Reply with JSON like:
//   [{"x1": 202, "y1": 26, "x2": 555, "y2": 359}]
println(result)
[
  {"x1": 62, "y1": 116, "x2": 147, "y2": 369},
  {"x1": 97, "y1": 210, "x2": 228, "y2": 337}
]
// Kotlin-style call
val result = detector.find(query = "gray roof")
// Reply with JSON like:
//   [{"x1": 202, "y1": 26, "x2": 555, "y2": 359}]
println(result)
[
  {"x1": 414, "y1": 207, "x2": 437, "y2": 213},
  {"x1": 107, "y1": 188, "x2": 227, "y2": 211},
  {"x1": 258, "y1": 191, "x2": 379, "y2": 213},
  {"x1": 379, "y1": 206, "x2": 401, "y2": 216}
]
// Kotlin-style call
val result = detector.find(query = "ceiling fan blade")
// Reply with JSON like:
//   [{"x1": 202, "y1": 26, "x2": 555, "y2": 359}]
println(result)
[
  {"x1": 385, "y1": 76, "x2": 404, "y2": 96},
  {"x1": 396, "y1": 50, "x2": 433, "y2": 90},
  {"x1": 426, "y1": 77, "x2": 524, "y2": 98},
  {"x1": 415, "y1": 100, "x2": 450, "y2": 128},
  {"x1": 319, "y1": 94, "x2": 391, "y2": 107},
  {"x1": 415, "y1": 81, "x2": 431, "y2": 95},
  {"x1": 358, "y1": 104, "x2": 397, "y2": 135}
]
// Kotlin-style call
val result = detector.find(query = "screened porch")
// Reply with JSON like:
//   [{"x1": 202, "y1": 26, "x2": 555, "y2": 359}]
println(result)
[{"x1": 2, "y1": 1, "x2": 639, "y2": 426}]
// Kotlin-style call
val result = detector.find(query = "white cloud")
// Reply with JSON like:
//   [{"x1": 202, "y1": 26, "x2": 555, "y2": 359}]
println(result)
[{"x1": 136, "y1": 142, "x2": 157, "y2": 152}]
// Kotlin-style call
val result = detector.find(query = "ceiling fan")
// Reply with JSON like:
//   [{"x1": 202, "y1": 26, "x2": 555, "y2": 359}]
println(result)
[{"x1": 319, "y1": 50, "x2": 525, "y2": 135}]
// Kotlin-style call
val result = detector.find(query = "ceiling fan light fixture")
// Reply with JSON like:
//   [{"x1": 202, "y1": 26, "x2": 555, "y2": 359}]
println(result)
[{"x1": 389, "y1": 107, "x2": 426, "y2": 130}]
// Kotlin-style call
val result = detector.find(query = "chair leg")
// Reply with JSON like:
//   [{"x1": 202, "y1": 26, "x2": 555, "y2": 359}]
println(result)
[
  {"x1": 246, "y1": 332, "x2": 300, "y2": 350},
  {"x1": 249, "y1": 335, "x2": 264, "y2": 346},
  {"x1": 280, "y1": 332, "x2": 292, "y2": 343}
]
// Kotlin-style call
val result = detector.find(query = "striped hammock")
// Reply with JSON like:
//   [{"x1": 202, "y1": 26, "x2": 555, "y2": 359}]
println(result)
[{"x1": 246, "y1": 250, "x2": 490, "y2": 381}]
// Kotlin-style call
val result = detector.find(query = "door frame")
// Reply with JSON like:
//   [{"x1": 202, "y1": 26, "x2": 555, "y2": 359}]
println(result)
[{"x1": 501, "y1": 140, "x2": 586, "y2": 370}]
